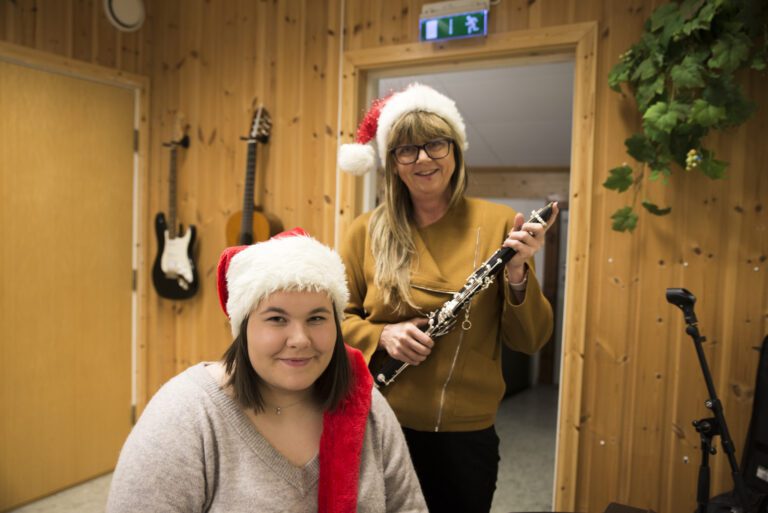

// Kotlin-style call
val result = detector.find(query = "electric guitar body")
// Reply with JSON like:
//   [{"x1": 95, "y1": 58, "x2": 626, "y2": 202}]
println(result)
[
  {"x1": 151, "y1": 123, "x2": 199, "y2": 300},
  {"x1": 152, "y1": 212, "x2": 199, "y2": 299}
]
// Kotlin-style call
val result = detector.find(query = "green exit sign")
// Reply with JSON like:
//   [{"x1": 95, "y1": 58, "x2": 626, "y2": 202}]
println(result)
[{"x1": 419, "y1": 10, "x2": 488, "y2": 42}]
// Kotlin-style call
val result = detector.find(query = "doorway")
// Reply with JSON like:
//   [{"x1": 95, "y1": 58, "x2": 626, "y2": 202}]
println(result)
[
  {"x1": 336, "y1": 23, "x2": 597, "y2": 511},
  {"x1": 366, "y1": 58, "x2": 573, "y2": 511}
]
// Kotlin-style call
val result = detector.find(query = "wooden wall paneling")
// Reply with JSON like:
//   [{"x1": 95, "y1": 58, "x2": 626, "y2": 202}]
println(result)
[
  {"x1": 145, "y1": 0, "x2": 181, "y2": 397},
  {"x1": 730, "y1": 70, "x2": 768, "y2": 452},
  {"x1": 665, "y1": 163, "x2": 730, "y2": 512},
  {"x1": 707, "y1": 72, "x2": 768, "y2": 497},
  {"x1": 272, "y1": 0, "x2": 303, "y2": 231},
  {"x1": 490, "y1": 0, "x2": 531, "y2": 34},
  {"x1": 298, "y1": 0, "x2": 319, "y2": 237},
  {"x1": 198, "y1": 0, "x2": 224, "y2": 361},
  {"x1": 380, "y1": 0, "x2": 408, "y2": 46},
  {"x1": 573, "y1": 2, "x2": 643, "y2": 511},
  {"x1": 362, "y1": 0, "x2": 383, "y2": 49},
  {"x1": 0, "y1": 1, "x2": 6, "y2": 41},
  {"x1": 321, "y1": 0, "x2": 342, "y2": 244},
  {"x1": 302, "y1": 1, "x2": 331, "y2": 243},
  {"x1": 37, "y1": 0, "x2": 70, "y2": 55},
  {"x1": 94, "y1": 0, "x2": 117, "y2": 68},
  {"x1": 585, "y1": 2, "x2": 656, "y2": 510},
  {"x1": 619, "y1": 172, "x2": 678, "y2": 511},
  {"x1": 466, "y1": 166, "x2": 570, "y2": 200},
  {"x1": 535, "y1": 0, "x2": 578, "y2": 28},
  {"x1": 7, "y1": 0, "x2": 37, "y2": 48},
  {"x1": 72, "y1": 0, "x2": 94, "y2": 62},
  {"x1": 174, "y1": 0, "x2": 204, "y2": 372},
  {"x1": 198, "y1": 0, "x2": 239, "y2": 362},
  {"x1": 335, "y1": 40, "x2": 366, "y2": 247},
  {"x1": 704, "y1": 128, "x2": 746, "y2": 498},
  {"x1": 343, "y1": 0, "x2": 366, "y2": 52},
  {"x1": 256, "y1": 0, "x2": 279, "y2": 235},
  {"x1": 120, "y1": 28, "x2": 142, "y2": 74}
]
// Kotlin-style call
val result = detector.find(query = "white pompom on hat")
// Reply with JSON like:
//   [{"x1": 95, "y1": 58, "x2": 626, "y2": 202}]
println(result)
[
  {"x1": 337, "y1": 83, "x2": 468, "y2": 176},
  {"x1": 216, "y1": 228, "x2": 349, "y2": 338}
]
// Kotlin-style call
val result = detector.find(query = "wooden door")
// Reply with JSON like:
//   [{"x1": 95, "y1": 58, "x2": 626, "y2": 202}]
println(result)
[{"x1": 0, "y1": 59, "x2": 135, "y2": 510}]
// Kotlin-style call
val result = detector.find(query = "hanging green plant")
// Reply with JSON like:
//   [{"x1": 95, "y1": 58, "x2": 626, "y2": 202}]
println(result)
[{"x1": 605, "y1": 0, "x2": 768, "y2": 232}]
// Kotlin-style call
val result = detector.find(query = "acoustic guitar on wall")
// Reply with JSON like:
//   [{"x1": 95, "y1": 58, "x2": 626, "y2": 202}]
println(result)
[
  {"x1": 152, "y1": 120, "x2": 199, "y2": 300},
  {"x1": 226, "y1": 105, "x2": 282, "y2": 246}
]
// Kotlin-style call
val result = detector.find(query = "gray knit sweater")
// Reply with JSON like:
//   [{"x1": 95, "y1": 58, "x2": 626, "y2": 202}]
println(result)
[{"x1": 106, "y1": 363, "x2": 426, "y2": 513}]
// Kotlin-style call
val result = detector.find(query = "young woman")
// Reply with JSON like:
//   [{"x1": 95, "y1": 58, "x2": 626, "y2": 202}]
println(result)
[
  {"x1": 107, "y1": 228, "x2": 426, "y2": 513},
  {"x1": 338, "y1": 84, "x2": 557, "y2": 513}
]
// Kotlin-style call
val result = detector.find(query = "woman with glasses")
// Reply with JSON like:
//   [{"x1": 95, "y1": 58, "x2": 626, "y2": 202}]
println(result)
[{"x1": 337, "y1": 83, "x2": 557, "y2": 513}]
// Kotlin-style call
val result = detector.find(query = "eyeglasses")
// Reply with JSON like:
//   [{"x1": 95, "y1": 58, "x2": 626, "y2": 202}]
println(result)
[{"x1": 390, "y1": 138, "x2": 453, "y2": 165}]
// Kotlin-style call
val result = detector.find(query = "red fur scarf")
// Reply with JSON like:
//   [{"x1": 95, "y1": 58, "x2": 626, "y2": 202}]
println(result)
[{"x1": 318, "y1": 345, "x2": 374, "y2": 513}]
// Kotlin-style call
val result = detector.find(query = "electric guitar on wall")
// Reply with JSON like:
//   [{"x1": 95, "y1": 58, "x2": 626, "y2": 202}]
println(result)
[
  {"x1": 225, "y1": 105, "x2": 282, "y2": 246},
  {"x1": 152, "y1": 122, "x2": 199, "y2": 299}
]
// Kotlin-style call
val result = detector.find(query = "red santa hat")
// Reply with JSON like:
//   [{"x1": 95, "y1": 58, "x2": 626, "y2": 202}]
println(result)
[
  {"x1": 337, "y1": 82, "x2": 469, "y2": 176},
  {"x1": 216, "y1": 228, "x2": 349, "y2": 338}
]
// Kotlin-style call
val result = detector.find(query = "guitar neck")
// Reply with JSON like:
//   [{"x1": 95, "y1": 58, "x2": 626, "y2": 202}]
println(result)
[
  {"x1": 240, "y1": 141, "x2": 257, "y2": 238},
  {"x1": 168, "y1": 146, "x2": 178, "y2": 238}
]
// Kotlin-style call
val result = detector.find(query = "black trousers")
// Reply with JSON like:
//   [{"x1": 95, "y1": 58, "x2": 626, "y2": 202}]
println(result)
[{"x1": 402, "y1": 426, "x2": 500, "y2": 513}]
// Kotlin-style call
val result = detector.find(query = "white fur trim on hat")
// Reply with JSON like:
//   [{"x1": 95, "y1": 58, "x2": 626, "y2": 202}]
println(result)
[
  {"x1": 337, "y1": 142, "x2": 376, "y2": 176},
  {"x1": 376, "y1": 83, "x2": 468, "y2": 166},
  {"x1": 225, "y1": 236, "x2": 349, "y2": 338}
]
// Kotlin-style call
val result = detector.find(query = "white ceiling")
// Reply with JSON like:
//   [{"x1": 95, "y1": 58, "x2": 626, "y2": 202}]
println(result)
[{"x1": 378, "y1": 59, "x2": 575, "y2": 168}]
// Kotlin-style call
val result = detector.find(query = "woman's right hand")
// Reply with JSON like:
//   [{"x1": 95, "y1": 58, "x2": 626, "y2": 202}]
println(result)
[{"x1": 379, "y1": 318, "x2": 434, "y2": 365}]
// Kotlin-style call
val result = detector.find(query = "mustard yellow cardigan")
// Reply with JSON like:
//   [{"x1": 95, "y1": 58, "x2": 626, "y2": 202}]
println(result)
[{"x1": 340, "y1": 197, "x2": 553, "y2": 432}]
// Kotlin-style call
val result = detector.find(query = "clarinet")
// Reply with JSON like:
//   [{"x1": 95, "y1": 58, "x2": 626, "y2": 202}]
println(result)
[{"x1": 373, "y1": 202, "x2": 555, "y2": 388}]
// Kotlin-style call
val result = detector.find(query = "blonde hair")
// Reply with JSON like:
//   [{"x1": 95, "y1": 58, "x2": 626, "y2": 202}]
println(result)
[{"x1": 369, "y1": 111, "x2": 468, "y2": 312}]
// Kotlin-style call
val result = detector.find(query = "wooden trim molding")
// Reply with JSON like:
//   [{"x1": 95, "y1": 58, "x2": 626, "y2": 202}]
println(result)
[
  {"x1": 467, "y1": 166, "x2": 570, "y2": 200},
  {"x1": 335, "y1": 22, "x2": 598, "y2": 510}
]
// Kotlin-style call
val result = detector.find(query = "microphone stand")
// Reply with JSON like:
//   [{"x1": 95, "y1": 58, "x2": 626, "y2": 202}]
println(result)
[{"x1": 667, "y1": 288, "x2": 749, "y2": 513}]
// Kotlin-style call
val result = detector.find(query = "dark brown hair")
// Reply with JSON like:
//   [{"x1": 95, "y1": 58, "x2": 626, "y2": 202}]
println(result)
[{"x1": 222, "y1": 309, "x2": 351, "y2": 413}]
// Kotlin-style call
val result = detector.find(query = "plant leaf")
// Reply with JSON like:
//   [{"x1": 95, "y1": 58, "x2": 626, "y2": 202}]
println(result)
[
  {"x1": 608, "y1": 59, "x2": 631, "y2": 92},
  {"x1": 650, "y1": 3, "x2": 680, "y2": 32},
  {"x1": 690, "y1": 98, "x2": 727, "y2": 126},
  {"x1": 611, "y1": 207, "x2": 639, "y2": 232},
  {"x1": 708, "y1": 33, "x2": 751, "y2": 73},
  {"x1": 603, "y1": 165, "x2": 634, "y2": 192},
  {"x1": 670, "y1": 55, "x2": 705, "y2": 89},
  {"x1": 635, "y1": 75, "x2": 665, "y2": 112},
  {"x1": 644, "y1": 101, "x2": 688, "y2": 140},
  {"x1": 649, "y1": 163, "x2": 671, "y2": 184},
  {"x1": 632, "y1": 56, "x2": 659, "y2": 81},
  {"x1": 682, "y1": 0, "x2": 716, "y2": 34},
  {"x1": 625, "y1": 134, "x2": 656, "y2": 163},
  {"x1": 723, "y1": 95, "x2": 756, "y2": 126},
  {"x1": 698, "y1": 150, "x2": 728, "y2": 179},
  {"x1": 641, "y1": 201, "x2": 672, "y2": 216},
  {"x1": 680, "y1": 0, "x2": 706, "y2": 21}
]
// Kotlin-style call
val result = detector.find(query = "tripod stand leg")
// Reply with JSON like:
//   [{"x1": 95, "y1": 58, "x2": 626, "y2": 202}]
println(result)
[{"x1": 697, "y1": 436, "x2": 711, "y2": 513}]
